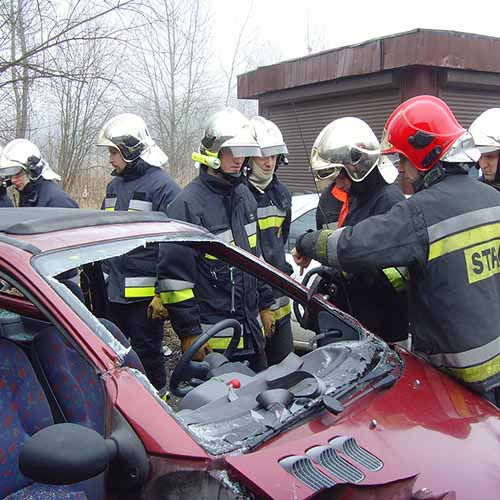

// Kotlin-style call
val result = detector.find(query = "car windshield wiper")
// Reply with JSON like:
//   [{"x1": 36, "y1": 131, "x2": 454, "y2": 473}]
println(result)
[{"x1": 322, "y1": 363, "x2": 398, "y2": 415}]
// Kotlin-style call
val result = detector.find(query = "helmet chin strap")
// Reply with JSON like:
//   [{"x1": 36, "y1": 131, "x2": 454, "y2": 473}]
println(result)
[{"x1": 412, "y1": 163, "x2": 445, "y2": 192}]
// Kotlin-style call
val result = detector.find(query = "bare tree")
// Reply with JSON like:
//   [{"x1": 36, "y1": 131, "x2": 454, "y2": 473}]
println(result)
[
  {"x1": 0, "y1": 0, "x2": 140, "y2": 139},
  {"x1": 50, "y1": 36, "x2": 119, "y2": 192},
  {"x1": 133, "y1": 0, "x2": 217, "y2": 185}
]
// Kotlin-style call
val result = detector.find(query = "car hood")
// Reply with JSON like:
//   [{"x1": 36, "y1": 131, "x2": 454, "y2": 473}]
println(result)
[{"x1": 225, "y1": 352, "x2": 500, "y2": 500}]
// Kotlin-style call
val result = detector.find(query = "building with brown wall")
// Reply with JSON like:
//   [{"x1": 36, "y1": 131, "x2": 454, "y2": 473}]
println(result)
[{"x1": 237, "y1": 29, "x2": 500, "y2": 193}]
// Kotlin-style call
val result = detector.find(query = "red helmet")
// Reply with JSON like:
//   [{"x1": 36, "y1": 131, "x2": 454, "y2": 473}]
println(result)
[{"x1": 381, "y1": 95, "x2": 466, "y2": 171}]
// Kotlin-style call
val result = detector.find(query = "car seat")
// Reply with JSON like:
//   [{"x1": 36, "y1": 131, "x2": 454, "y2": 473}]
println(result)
[{"x1": 0, "y1": 338, "x2": 87, "y2": 499}]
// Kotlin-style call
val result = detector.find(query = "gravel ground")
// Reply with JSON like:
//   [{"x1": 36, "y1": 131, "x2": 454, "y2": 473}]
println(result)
[{"x1": 162, "y1": 321, "x2": 183, "y2": 409}]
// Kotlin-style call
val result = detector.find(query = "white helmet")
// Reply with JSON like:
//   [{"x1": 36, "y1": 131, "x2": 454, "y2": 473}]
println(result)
[
  {"x1": 311, "y1": 117, "x2": 398, "y2": 190},
  {"x1": 469, "y1": 108, "x2": 500, "y2": 154},
  {"x1": 193, "y1": 108, "x2": 261, "y2": 169},
  {"x1": 250, "y1": 116, "x2": 288, "y2": 158},
  {"x1": 0, "y1": 139, "x2": 60, "y2": 181},
  {"x1": 97, "y1": 113, "x2": 168, "y2": 167}
]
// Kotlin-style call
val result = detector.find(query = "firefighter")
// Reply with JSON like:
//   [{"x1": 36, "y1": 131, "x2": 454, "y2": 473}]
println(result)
[
  {"x1": 247, "y1": 116, "x2": 293, "y2": 364},
  {"x1": 307, "y1": 117, "x2": 408, "y2": 344},
  {"x1": 97, "y1": 113, "x2": 180, "y2": 390},
  {"x1": 150, "y1": 108, "x2": 275, "y2": 371},
  {"x1": 469, "y1": 108, "x2": 500, "y2": 190},
  {"x1": 0, "y1": 139, "x2": 77, "y2": 208},
  {"x1": 293, "y1": 96, "x2": 500, "y2": 405}
]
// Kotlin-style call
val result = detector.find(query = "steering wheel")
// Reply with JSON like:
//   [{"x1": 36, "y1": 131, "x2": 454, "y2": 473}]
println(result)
[
  {"x1": 169, "y1": 319, "x2": 242, "y2": 397},
  {"x1": 293, "y1": 265, "x2": 339, "y2": 328}
]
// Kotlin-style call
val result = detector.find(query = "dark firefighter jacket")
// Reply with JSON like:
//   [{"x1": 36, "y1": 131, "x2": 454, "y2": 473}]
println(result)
[
  {"x1": 316, "y1": 170, "x2": 408, "y2": 342},
  {"x1": 157, "y1": 167, "x2": 274, "y2": 355},
  {"x1": 304, "y1": 170, "x2": 500, "y2": 394},
  {"x1": 0, "y1": 187, "x2": 13, "y2": 207},
  {"x1": 102, "y1": 159, "x2": 180, "y2": 304},
  {"x1": 19, "y1": 178, "x2": 78, "y2": 208},
  {"x1": 316, "y1": 180, "x2": 343, "y2": 230},
  {"x1": 248, "y1": 175, "x2": 292, "y2": 323}
]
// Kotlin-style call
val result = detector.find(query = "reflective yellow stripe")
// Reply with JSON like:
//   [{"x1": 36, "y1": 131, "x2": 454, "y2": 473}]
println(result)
[
  {"x1": 204, "y1": 253, "x2": 218, "y2": 260},
  {"x1": 208, "y1": 336, "x2": 244, "y2": 350},
  {"x1": 445, "y1": 352, "x2": 500, "y2": 384},
  {"x1": 258, "y1": 216, "x2": 285, "y2": 230},
  {"x1": 272, "y1": 302, "x2": 292, "y2": 321},
  {"x1": 428, "y1": 222, "x2": 500, "y2": 261},
  {"x1": 124, "y1": 286, "x2": 156, "y2": 298},
  {"x1": 382, "y1": 267, "x2": 407, "y2": 292},
  {"x1": 248, "y1": 234, "x2": 257, "y2": 248},
  {"x1": 105, "y1": 207, "x2": 115, "y2": 212},
  {"x1": 160, "y1": 289, "x2": 194, "y2": 304},
  {"x1": 464, "y1": 238, "x2": 500, "y2": 284}
]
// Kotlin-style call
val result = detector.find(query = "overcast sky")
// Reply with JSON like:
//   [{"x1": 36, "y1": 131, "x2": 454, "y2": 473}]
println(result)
[{"x1": 211, "y1": 0, "x2": 500, "y2": 73}]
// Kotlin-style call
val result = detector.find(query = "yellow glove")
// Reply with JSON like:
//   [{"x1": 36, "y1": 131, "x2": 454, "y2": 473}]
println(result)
[
  {"x1": 147, "y1": 294, "x2": 169, "y2": 320},
  {"x1": 181, "y1": 335, "x2": 212, "y2": 362},
  {"x1": 260, "y1": 308, "x2": 276, "y2": 338}
]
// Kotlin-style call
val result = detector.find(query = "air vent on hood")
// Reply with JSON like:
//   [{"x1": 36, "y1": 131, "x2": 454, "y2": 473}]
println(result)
[
  {"x1": 329, "y1": 436, "x2": 383, "y2": 471},
  {"x1": 279, "y1": 456, "x2": 336, "y2": 491},
  {"x1": 307, "y1": 445, "x2": 365, "y2": 483}
]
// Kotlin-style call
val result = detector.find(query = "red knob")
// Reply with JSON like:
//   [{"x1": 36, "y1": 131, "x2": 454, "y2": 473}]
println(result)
[{"x1": 228, "y1": 378, "x2": 241, "y2": 389}]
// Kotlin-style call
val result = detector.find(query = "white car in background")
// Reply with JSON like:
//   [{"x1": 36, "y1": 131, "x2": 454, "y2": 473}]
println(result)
[{"x1": 285, "y1": 194, "x2": 321, "y2": 350}]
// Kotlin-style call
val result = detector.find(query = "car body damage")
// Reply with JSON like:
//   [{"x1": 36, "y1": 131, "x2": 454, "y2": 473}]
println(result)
[{"x1": 0, "y1": 208, "x2": 498, "y2": 500}]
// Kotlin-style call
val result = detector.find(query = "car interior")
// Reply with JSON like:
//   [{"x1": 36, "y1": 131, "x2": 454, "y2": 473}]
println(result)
[{"x1": 0, "y1": 236, "x2": 398, "y2": 499}]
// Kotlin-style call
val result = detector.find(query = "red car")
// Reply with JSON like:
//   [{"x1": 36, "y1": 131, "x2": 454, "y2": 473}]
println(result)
[{"x1": 0, "y1": 208, "x2": 499, "y2": 500}]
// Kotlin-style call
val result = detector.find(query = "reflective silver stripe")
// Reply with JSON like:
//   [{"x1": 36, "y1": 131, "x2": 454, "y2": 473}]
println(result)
[
  {"x1": 397, "y1": 266, "x2": 409, "y2": 279},
  {"x1": 257, "y1": 206, "x2": 286, "y2": 218},
  {"x1": 104, "y1": 198, "x2": 116, "y2": 209},
  {"x1": 428, "y1": 206, "x2": 500, "y2": 243},
  {"x1": 271, "y1": 296, "x2": 290, "y2": 311},
  {"x1": 157, "y1": 278, "x2": 195, "y2": 292},
  {"x1": 214, "y1": 228, "x2": 234, "y2": 244},
  {"x1": 428, "y1": 335, "x2": 500, "y2": 369},
  {"x1": 326, "y1": 227, "x2": 345, "y2": 267},
  {"x1": 125, "y1": 277, "x2": 156, "y2": 287},
  {"x1": 128, "y1": 199, "x2": 153, "y2": 211},
  {"x1": 245, "y1": 222, "x2": 257, "y2": 236}
]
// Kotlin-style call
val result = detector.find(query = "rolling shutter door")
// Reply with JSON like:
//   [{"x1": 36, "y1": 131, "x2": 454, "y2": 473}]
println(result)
[
  {"x1": 268, "y1": 89, "x2": 401, "y2": 194},
  {"x1": 440, "y1": 88, "x2": 500, "y2": 128}
]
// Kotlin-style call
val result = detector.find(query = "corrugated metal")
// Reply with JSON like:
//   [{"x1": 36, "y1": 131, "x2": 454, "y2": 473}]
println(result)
[
  {"x1": 238, "y1": 29, "x2": 500, "y2": 99},
  {"x1": 440, "y1": 88, "x2": 500, "y2": 127},
  {"x1": 270, "y1": 89, "x2": 401, "y2": 194}
]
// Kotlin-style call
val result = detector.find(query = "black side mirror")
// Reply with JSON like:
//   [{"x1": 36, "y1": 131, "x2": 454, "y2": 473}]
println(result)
[{"x1": 19, "y1": 423, "x2": 117, "y2": 485}]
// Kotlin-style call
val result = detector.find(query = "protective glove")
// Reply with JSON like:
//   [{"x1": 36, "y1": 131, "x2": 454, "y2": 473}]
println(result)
[
  {"x1": 147, "y1": 294, "x2": 169, "y2": 321},
  {"x1": 181, "y1": 335, "x2": 212, "y2": 361},
  {"x1": 260, "y1": 308, "x2": 276, "y2": 338}
]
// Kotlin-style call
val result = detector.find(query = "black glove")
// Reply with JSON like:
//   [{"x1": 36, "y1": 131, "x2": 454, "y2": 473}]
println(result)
[{"x1": 295, "y1": 229, "x2": 316, "y2": 257}]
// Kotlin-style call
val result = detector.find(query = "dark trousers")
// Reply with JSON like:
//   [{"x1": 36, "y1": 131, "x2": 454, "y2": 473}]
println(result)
[
  {"x1": 265, "y1": 315, "x2": 293, "y2": 365},
  {"x1": 108, "y1": 300, "x2": 166, "y2": 390}
]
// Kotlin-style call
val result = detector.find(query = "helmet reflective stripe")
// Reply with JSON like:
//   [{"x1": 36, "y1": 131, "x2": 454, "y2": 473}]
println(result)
[{"x1": 469, "y1": 108, "x2": 500, "y2": 154}]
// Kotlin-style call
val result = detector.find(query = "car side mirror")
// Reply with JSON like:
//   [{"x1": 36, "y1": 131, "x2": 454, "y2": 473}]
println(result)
[{"x1": 19, "y1": 423, "x2": 117, "y2": 485}]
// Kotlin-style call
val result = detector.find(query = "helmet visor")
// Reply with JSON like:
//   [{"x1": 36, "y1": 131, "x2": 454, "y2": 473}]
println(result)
[
  {"x1": 0, "y1": 164, "x2": 23, "y2": 177},
  {"x1": 260, "y1": 144, "x2": 288, "y2": 157},
  {"x1": 314, "y1": 165, "x2": 342, "y2": 181},
  {"x1": 223, "y1": 145, "x2": 262, "y2": 158}
]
